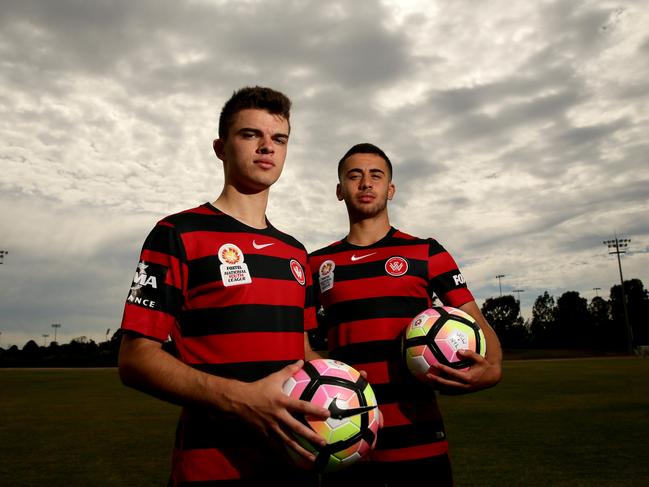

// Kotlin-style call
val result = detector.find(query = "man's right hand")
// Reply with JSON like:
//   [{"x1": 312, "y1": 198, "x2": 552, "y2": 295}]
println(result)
[{"x1": 231, "y1": 360, "x2": 331, "y2": 462}]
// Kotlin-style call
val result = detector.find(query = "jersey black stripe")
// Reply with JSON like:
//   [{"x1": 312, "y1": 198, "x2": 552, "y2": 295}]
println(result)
[
  {"x1": 164, "y1": 204, "x2": 306, "y2": 251},
  {"x1": 370, "y1": 381, "x2": 437, "y2": 403},
  {"x1": 309, "y1": 228, "x2": 437, "y2": 258},
  {"x1": 187, "y1": 254, "x2": 304, "y2": 290},
  {"x1": 327, "y1": 296, "x2": 429, "y2": 323},
  {"x1": 375, "y1": 421, "x2": 446, "y2": 450},
  {"x1": 177, "y1": 409, "x2": 274, "y2": 450},
  {"x1": 331, "y1": 339, "x2": 400, "y2": 365},
  {"x1": 179, "y1": 305, "x2": 304, "y2": 337},
  {"x1": 327, "y1": 258, "x2": 428, "y2": 282},
  {"x1": 192, "y1": 359, "x2": 295, "y2": 382},
  {"x1": 427, "y1": 269, "x2": 469, "y2": 297},
  {"x1": 143, "y1": 224, "x2": 188, "y2": 261}
]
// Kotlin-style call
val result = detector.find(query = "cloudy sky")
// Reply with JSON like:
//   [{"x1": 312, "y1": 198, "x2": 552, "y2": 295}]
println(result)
[{"x1": 1, "y1": 0, "x2": 648, "y2": 348}]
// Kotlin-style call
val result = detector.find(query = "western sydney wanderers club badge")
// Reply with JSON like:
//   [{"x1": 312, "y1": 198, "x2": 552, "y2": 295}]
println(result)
[{"x1": 218, "y1": 243, "x2": 252, "y2": 287}]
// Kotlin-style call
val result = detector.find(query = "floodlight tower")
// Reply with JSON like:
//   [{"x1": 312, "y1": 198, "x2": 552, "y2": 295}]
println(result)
[
  {"x1": 593, "y1": 287, "x2": 601, "y2": 297},
  {"x1": 42, "y1": 334, "x2": 49, "y2": 346},
  {"x1": 512, "y1": 289, "x2": 525, "y2": 302},
  {"x1": 51, "y1": 323, "x2": 61, "y2": 343},
  {"x1": 1, "y1": 252, "x2": 8, "y2": 348},
  {"x1": 603, "y1": 236, "x2": 632, "y2": 355},
  {"x1": 496, "y1": 274, "x2": 506, "y2": 297}
]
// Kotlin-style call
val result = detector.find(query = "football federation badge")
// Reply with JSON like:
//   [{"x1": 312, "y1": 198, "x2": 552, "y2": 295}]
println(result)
[
  {"x1": 218, "y1": 243, "x2": 252, "y2": 287},
  {"x1": 319, "y1": 259, "x2": 335, "y2": 292}
]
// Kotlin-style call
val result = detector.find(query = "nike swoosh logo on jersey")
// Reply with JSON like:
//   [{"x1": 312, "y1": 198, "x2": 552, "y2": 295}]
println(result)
[
  {"x1": 252, "y1": 240, "x2": 274, "y2": 249},
  {"x1": 351, "y1": 252, "x2": 376, "y2": 261},
  {"x1": 328, "y1": 397, "x2": 377, "y2": 419}
]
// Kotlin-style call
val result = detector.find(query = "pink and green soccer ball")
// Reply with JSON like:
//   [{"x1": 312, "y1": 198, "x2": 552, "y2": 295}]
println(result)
[
  {"x1": 402, "y1": 306, "x2": 486, "y2": 381},
  {"x1": 282, "y1": 358, "x2": 379, "y2": 472}
]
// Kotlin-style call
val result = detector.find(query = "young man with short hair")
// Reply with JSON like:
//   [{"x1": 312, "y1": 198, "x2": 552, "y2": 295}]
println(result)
[
  {"x1": 309, "y1": 143, "x2": 503, "y2": 486},
  {"x1": 119, "y1": 86, "x2": 327, "y2": 486}
]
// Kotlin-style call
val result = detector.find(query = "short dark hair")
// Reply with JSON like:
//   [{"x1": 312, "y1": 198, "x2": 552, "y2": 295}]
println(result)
[
  {"x1": 218, "y1": 86, "x2": 292, "y2": 139},
  {"x1": 337, "y1": 143, "x2": 393, "y2": 181}
]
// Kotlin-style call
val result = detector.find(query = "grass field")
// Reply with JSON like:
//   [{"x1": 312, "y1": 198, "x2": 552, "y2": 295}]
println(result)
[{"x1": 1, "y1": 357, "x2": 648, "y2": 486}]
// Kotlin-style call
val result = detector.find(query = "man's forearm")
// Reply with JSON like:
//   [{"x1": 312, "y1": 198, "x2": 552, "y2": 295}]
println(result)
[{"x1": 118, "y1": 335, "x2": 248, "y2": 414}]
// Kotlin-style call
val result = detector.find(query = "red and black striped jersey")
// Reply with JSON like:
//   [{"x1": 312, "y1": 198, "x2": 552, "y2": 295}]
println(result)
[
  {"x1": 120, "y1": 202, "x2": 316, "y2": 484},
  {"x1": 308, "y1": 227, "x2": 473, "y2": 463}
]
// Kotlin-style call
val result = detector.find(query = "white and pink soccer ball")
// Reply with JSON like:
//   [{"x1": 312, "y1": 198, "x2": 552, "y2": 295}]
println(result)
[
  {"x1": 402, "y1": 306, "x2": 487, "y2": 381},
  {"x1": 282, "y1": 358, "x2": 379, "y2": 472}
]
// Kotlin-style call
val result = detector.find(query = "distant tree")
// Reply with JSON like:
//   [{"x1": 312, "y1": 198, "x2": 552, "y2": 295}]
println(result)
[
  {"x1": 610, "y1": 278, "x2": 649, "y2": 348},
  {"x1": 530, "y1": 292, "x2": 556, "y2": 347},
  {"x1": 22, "y1": 339, "x2": 41, "y2": 366},
  {"x1": 555, "y1": 291, "x2": 591, "y2": 348},
  {"x1": 23, "y1": 339, "x2": 40, "y2": 354},
  {"x1": 110, "y1": 329, "x2": 123, "y2": 348},
  {"x1": 481, "y1": 295, "x2": 528, "y2": 348},
  {"x1": 589, "y1": 296, "x2": 613, "y2": 350}
]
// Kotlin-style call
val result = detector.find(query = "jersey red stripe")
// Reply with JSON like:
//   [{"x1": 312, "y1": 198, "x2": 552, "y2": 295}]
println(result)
[
  {"x1": 181, "y1": 230, "x2": 308, "y2": 261},
  {"x1": 188, "y1": 277, "x2": 308, "y2": 308},
  {"x1": 319, "y1": 275, "x2": 428, "y2": 305},
  {"x1": 121, "y1": 303, "x2": 174, "y2": 342}
]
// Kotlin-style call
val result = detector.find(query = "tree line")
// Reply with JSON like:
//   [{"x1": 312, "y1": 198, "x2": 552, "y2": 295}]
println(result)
[
  {"x1": 0, "y1": 330, "x2": 178, "y2": 367},
  {"x1": 1, "y1": 278, "x2": 647, "y2": 366},
  {"x1": 481, "y1": 278, "x2": 648, "y2": 353}
]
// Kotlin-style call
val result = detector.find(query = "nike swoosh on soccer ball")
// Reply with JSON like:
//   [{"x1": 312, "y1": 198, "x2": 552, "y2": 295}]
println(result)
[
  {"x1": 350, "y1": 252, "x2": 376, "y2": 261},
  {"x1": 328, "y1": 397, "x2": 377, "y2": 419},
  {"x1": 253, "y1": 240, "x2": 274, "y2": 249}
]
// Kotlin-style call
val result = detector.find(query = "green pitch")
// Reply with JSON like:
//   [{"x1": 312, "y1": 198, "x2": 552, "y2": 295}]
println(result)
[
  {"x1": 1, "y1": 358, "x2": 648, "y2": 486},
  {"x1": 440, "y1": 357, "x2": 649, "y2": 486},
  {"x1": 0, "y1": 368, "x2": 178, "y2": 486}
]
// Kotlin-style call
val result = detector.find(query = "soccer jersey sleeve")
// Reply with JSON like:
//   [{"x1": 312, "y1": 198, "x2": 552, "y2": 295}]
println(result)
[
  {"x1": 120, "y1": 221, "x2": 186, "y2": 342},
  {"x1": 427, "y1": 239, "x2": 474, "y2": 308}
]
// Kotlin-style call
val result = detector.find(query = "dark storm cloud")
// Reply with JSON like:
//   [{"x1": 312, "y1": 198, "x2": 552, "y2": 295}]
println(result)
[{"x1": 1, "y1": 0, "x2": 412, "y2": 97}]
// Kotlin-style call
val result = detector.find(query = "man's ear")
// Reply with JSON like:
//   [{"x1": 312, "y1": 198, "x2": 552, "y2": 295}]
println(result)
[
  {"x1": 213, "y1": 138, "x2": 225, "y2": 161},
  {"x1": 336, "y1": 183, "x2": 344, "y2": 201},
  {"x1": 387, "y1": 181, "x2": 395, "y2": 200}
]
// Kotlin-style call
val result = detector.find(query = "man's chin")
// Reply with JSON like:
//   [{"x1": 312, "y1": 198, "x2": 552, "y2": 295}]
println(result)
[{"x1": 348, "y1": 205, "x2": 385, "y2": 219}]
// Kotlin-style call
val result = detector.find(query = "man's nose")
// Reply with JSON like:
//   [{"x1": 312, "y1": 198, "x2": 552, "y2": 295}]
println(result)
[{"x1": 258, "y1": 136, "x2": 275, "y2": 154}]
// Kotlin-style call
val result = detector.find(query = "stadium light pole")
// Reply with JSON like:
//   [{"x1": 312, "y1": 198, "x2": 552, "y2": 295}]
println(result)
[
  {"x1": 593, "y1": 287, "x2": 601, "y2": 297},
  {"x1": 1, "y1": 252, "x2": 8, "y2": 349},
  {"x1": 512, "y1": 289, "x2": 525, "y2": 302},
  {"x1": 496, "y1": 274, "x2": 506, "y2": 297},
  {"x1": 51, "y1": 323, "x2": 61, "y2": 343},
  {"x1": 42, "y1": 334, "x2": 49, "y2": 347},
  {"x1": 603, "y1": 236, "x2": 633, "y2": 355}
]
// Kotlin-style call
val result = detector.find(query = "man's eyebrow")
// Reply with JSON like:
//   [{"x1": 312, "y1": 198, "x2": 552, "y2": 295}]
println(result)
[
  {"x1": 346, "y1": 167, "x2": 385, "y2": 174},
  {"x1": 237, "y1": 127, "x2": 289, "y2": 139}
]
